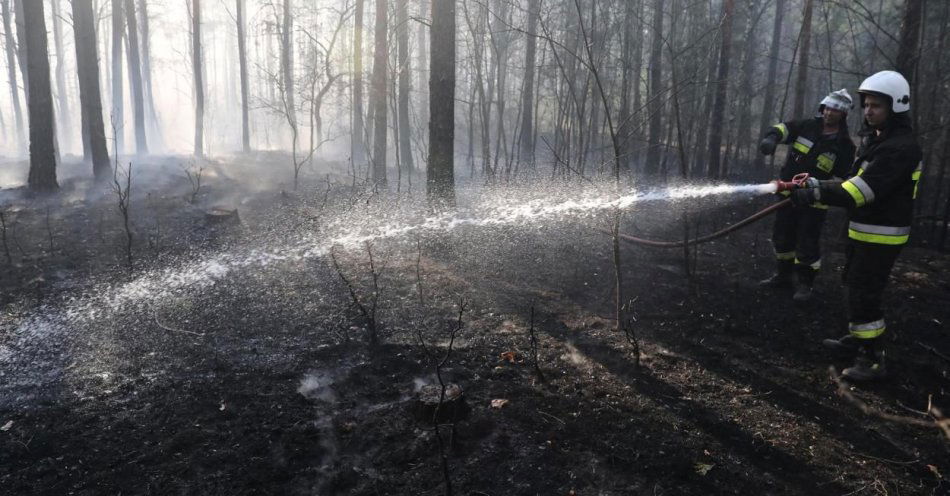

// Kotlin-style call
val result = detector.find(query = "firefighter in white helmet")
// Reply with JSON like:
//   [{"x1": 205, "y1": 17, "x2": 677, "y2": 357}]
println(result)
[
  {"x1": 758, "y1": 89, "x2": 856, "y2": 302},
  {"x1": 791, "y1": 70, "x2": 923, "y2": 381}
]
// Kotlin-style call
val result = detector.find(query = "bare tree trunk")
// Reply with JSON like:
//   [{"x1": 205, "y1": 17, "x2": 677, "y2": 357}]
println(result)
[
  {"x1": 24, "y1": 0, "x2": 58, "y2": 191},
  {"x1": 734, "y1": 2, "x2": 762, "y2": 170},
  {"x1": 282, "y1": 0, "x2": 295, "y2": 134},
  {"x1": 490, "y1": 0, "x2": 511, "y2": 176},
  {"x1": 371, "y1": 0, "x2": 388, "y2": 187},
  {"x1": 792, "y1": 0, "x2": 812, "y2": 118},
  {"x1": 124, "y1": 0, "x2": 147, "y2": 154},
  {"x1": 706, "y1": 0, "x2": 734, "y2": 179},
  {"x1": 137, "y1": 0, "x2": 160, "y2": 147},
  {"x1": 518, "y1": 0, "x2": 539, "y2": 167},
  {"x1": 753, "y1": 0, "x2": 784, "y2": 174},
  {"x1": 416, "y1": 0, "x2": 428, "y2": 116},
  {"x1": 644, "y1": 0, "x2": 664, "y2": 175},
  {"x1": 112, "y1": 0, "x2": 124, "y2": 153},
  {"x1": 618, "y1": 0, "x2": 635, "y2": 171},
  {"x1": 631, "y1": 0, "x2": 643, "y2": 170},
  {"x1": 192, "y1": 0, "x2": 204, "y2": 157},
  {"x1": 427, "y1": 0, "x2": 454, "y2": 204},
  {"x1": 897, "y1": 0, "x2": 922, "y2": 129},
  {"x1": 397, "y1": 0, "x2": 413, "y2": 172},
  {"x1": 236, "y1": 0, "x2": 250, "y2": 152},
  {"x1": 353, "y1": 0, "x2": 365, "y2": 165},
  {"x1": 896, "y1": 0, "x2": 922, "y2": 79},
  {"x1": 73, "y1": 0, "x2": 111, "y2": 179},
  {"x1": 13, "y1": 0, "x2": 27, "y2": 96},
  {"x1": 0, "y1": 0, "x2": 24, "y2": 155},
  {"x1": 51, "y1": 0, "x2": 71, "y2": 151}
]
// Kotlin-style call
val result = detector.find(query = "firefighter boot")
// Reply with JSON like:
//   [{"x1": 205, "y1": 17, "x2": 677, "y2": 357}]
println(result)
[
  {"x1": 759, "y1": 259, "x2": 794, "y2": 289},
  {"x1": 842, "y1": 340, "x2": 887, "y2": 381},
  {"x1": 822, "y1": 334, "x2": 861, "y2": 353},
  {"x1": 793, "y1": 265, "x2": 817, "y2": 302}
]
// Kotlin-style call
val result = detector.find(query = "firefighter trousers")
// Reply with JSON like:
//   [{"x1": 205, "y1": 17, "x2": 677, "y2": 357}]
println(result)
[
  {"x1": 842, "y1": 241, "x2": 902, "y2": 339},
  {"x1": 771, "y1": 203, "x2": 827, "y2": 285}
]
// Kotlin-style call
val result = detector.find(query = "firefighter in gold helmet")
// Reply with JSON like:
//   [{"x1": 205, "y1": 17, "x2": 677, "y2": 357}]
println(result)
[
  {"x1": 758, "y1": 89, "x2": 856, "y2": 302},
  {"x1": 791, "y1": 71, "x2": 923, "y2": 381}
]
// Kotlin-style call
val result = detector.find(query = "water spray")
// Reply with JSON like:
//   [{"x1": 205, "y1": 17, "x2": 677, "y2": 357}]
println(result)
[{"x1": 614, "y1": 173, "x2": 813, "y2": 248}]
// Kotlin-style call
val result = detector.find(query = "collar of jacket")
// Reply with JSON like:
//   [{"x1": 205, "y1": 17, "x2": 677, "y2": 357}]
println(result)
[
  {"x1": 858, "y1": 112, "x2": 913, "y2": 142},
  {"x1": 813, "y1": 115, "x2": 851, "y2": 143}
]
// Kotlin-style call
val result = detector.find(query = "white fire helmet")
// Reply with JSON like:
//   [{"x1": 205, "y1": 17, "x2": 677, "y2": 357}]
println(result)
[
  {"x1": 819, "y1": 89, "x2": 853, "y2": 113},
  {"x1": 858, "y1": 70, "x2": 911, "y2": 113}
]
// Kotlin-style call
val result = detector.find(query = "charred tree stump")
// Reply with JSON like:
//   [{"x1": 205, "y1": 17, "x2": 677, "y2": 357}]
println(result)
[
  {"x1": 204, "y1": 207, "x2": 240, "y2": 226},
  {"x1": 412, "y1": 384, "x2": 469, "y2": 424}
]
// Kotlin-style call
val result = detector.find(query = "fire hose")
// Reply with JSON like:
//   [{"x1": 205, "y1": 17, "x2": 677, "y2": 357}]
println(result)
[{"x1": 612, "y1": 173, "x2": 810, "y2": 248}]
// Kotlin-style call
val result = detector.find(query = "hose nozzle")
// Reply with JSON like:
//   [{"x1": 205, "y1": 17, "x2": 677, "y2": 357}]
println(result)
[{"x1": 772, "y1": 172, "x2": 812, "y2": 193}]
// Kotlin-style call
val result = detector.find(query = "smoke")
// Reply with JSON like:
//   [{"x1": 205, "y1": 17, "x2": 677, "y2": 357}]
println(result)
[{"x1": 298, "y1": 370, "x2": 338, "y2": 403}]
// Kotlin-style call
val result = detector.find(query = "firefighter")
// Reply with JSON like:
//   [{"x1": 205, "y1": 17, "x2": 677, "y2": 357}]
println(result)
[
  {"x1": 791, "y1": 70, "x2": 922, "y2": 381},
  {"x1": 758, "y1": 90, "x2": 857, "y2": 302}
]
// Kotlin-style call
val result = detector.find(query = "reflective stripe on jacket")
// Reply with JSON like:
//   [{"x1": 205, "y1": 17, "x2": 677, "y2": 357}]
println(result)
[
  {"x1": 817, "y1": 114, "x2": 923, "y2": 245},
  {"x1": 764, "y1": 117, "x2": 855, "y2": 182}
]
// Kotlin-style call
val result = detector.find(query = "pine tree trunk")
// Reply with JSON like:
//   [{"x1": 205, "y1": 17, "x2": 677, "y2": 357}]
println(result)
[
  {"x1": 112, "y1": 0, "x2": 124, "y2": 153},
  {"x1": 734, "y1": 3, "x2": 761, "y2": 170},
  {"x1": 24, "y1": 0, "x2": 58, "y2": 191},
  {"x1": 124, "y1": 0, "x2": 148, "y2": 154},
  {"x1": 518, "y1": 0, "x2": 539, "y2": 167},
  {"x1": 706, "y1": 0, "x2": 734, "y2": 179},
  {"x1": 138, "y1": 0, "x2": 160, "y2": 146},
  {"x1": 897, "y1": 0, "x2": 922, "y2": 129},
  {"x1": 237, "y1": 0, "x2": 250, "y2": 152},
  {"x1": 631, "y1": 0, "x2": 643, "y2": 170},
  {"x1": 281, "y1": 0, "x2": 295, "y2": 133},
  {"x1": 618, "y1": 0, "x2": 635, "y2": 171},
  {"x1": 371, "y1": 0, "x2": 388, "y2": 186},
  {"x1": 50, "y1": 0, "x2": 71, "y2": 151},
  {"x1": 397, "y1": 0, "x2": 413, "y2": 172},
  {"x1": 490, "y1": 0, "x2": 510, "y2": 175},
  {"x1": 1, "y1": 0, "x2": 24, "y2": 154},
  {"x1": 192, "y1": 0, "x2": 204, "y2": 157},
  {"x1": 416, "y1": 0, "x2": 428, "y2": 117},
  {"x1": 353, "y1": 0, "x2": 365, "y2": 165},
  {"x1": 427, "y1": 0, "x2": 454, "y2": 204},
  {"x1": 13, "y1": 0, "x2": 28, "y2": 97},
  {"x1": 644, "y1": 0, "x2": 664, "y2": 175},
  {"x1": 792, "y1": 0, "x2": 812, "y2": 118},
  {"x1": 72, "y1": 0, "x2": 111, "y2": 179},
  {"x1": 753, "y1": 0, "x2": 784, "y2": 174},
  {"x1": 896, "y1": 0, "x2": 922, "y2": 79}
]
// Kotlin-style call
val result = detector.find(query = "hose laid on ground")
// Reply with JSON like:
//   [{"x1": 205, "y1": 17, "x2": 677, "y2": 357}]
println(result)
[{"x1": 614, "y1": 198, "x2": 792, "y2": 248}]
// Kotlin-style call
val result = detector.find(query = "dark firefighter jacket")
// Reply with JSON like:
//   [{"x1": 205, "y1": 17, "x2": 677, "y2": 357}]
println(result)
[
  {"x1": 817, "y1": 113, "x2": 923, "y2": 245},
  {"x1": 766, "y1": 117, "x2": 856, "y2": 182}
]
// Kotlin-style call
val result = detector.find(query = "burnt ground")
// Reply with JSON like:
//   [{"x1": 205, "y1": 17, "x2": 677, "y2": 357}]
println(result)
[{"x1": 1, "y1": 154, "x2": 949, "y2": 496}]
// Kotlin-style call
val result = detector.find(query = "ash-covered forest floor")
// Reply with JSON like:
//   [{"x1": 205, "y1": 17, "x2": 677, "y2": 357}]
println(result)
[{"x1": 1, "y1": 154, "x2": 949, "y2": 496}]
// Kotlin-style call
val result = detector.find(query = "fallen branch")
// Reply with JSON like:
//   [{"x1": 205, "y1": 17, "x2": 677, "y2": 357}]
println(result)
[
  {"x1": 829, "y1": 366, "x2": 950, "y2": 440},
  {"x1": 151, "y1": 304, "x2": 204, "y2": 337},
  {"x1": 329, "y1": 246, "x2": 378, "y2": 346},
  {"x1": 917, "y1": 341, "x2": 950, "y2": 364}
]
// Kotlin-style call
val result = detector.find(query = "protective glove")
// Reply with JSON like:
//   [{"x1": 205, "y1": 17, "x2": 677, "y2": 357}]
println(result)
[
  {"x1": 759, "y1": 135, "x2": 779, "y2": 156},
  {"x1": 801, "y1": 177, "x2": 820, "y2": 189},
  {"x1": 791, "y1": 188, "x2": 819, "y2": 206}
]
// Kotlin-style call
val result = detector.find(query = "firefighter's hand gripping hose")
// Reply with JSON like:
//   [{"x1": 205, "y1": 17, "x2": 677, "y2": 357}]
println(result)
[{"x1": 612, "y1": 174, "x2": 810, "y2": 248}]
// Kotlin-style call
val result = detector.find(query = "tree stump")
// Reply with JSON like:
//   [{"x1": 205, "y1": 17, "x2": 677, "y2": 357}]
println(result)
[
  {"x1": 411, "y1": 383, "x2": 469, "y2": 424},
  {"x1": 204, "y1": 207, "x2": 240, "y2": 226}
]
